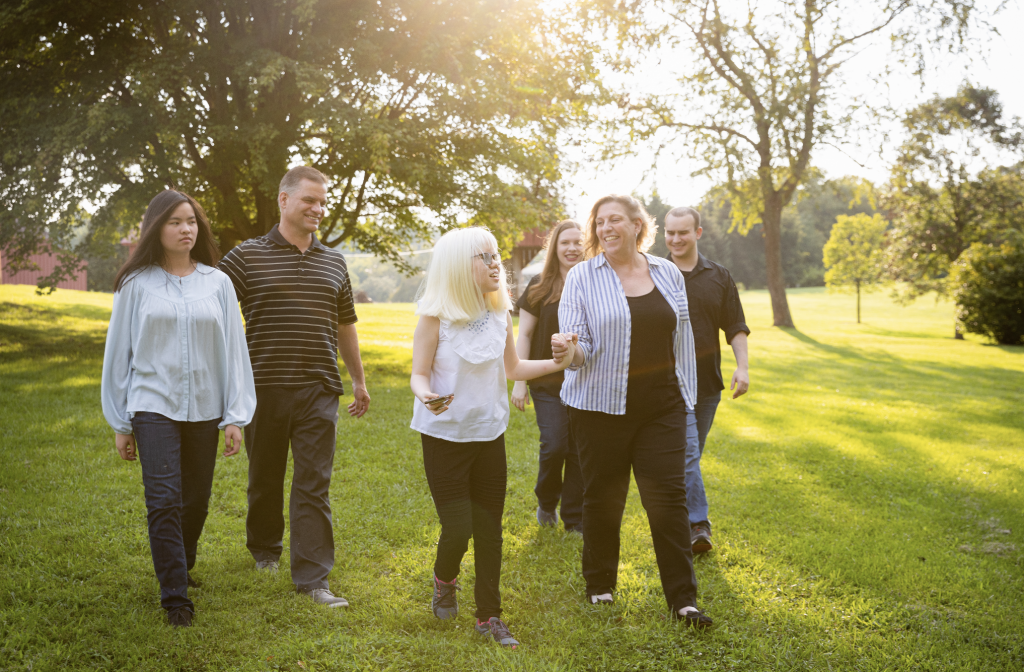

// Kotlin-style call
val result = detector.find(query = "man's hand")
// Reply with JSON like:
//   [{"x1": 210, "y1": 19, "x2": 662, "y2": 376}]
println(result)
[
  {"x1": 730, "y1": 368, "x2": 749, "y2": 399},
  {"x1": 348, "y1": 383, "x2": 370, "y2": 418},
  {"x1": 224, "y1": 425, "x2": 242, "y2": 457},
  {"x1": 115, "y1": 433, "x2": 137, "y2": 461},
  {"x1": 511, "y1": 381, "x2": 530, "y2": 412}
]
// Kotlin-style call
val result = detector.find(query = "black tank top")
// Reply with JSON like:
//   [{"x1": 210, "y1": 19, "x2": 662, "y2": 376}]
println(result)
[{"x1": 626, "y1": 287, "x2": 682, "y2": 414}]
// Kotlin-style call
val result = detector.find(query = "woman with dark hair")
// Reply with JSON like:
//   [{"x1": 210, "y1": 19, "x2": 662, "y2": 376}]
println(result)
[
  {"x1": 511, "y1": 219, "x2": 585, "y2": 531},
  {"x1": 558, "y1": 194, "x2": 713, "y2": 629},
  {"x1": 101, "y1": 190, "x2": 256, "y2": 627}
]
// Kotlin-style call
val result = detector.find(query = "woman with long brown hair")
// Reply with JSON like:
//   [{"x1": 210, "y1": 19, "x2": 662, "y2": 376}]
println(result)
[
  {"x1": 101, "y1": 190, "x2": 255, "y2": 627},
  {"x1": 512, "y1": 219, "x2": 585, "y2": 531}
]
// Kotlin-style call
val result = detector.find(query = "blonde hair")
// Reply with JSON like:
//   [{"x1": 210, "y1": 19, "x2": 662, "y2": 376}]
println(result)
[
  {"x1": 584, "y1": 194, "x2": 657, "y2": 259},
  {"x1": 417, "y1": 227, "x2": 512, "y2": 322}
]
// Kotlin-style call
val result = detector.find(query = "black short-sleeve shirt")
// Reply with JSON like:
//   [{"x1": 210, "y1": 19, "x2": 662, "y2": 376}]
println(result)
[
  {"x1": 670, "y1": 252, "x2": 750, "y2": 398},
  {"x1": 219, "y1": 225, "x2": 357, "y2": 394},
  {"x1": 515, "y1": 276, "x2": 564, "y2": 394}
]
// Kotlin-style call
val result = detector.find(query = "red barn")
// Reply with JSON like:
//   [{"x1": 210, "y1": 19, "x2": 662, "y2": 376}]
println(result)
[{"x1": 0, "y1": 247, "x2": 88, "y2": 291}]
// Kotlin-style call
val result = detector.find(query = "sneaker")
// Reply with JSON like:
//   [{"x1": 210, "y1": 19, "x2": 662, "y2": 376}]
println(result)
[
  {"x1": 691, "y1": 523, "x2": 713, "y2": 554},
  {"x1": 255, "y1": 559, "x2": 280, "y2": 572},
  {"x1": 588, "y1": 593, "x2": 613, "y2": 605},
  {"x1": 432, "y1": 575, "x2": 460, "y2": 620},
  {"x1": 167, "y1": 606, "x2": 193, "y2": 628},
  {"x1": 299, "y1": 587, "x2": 349, "y2": 608},
  {"x1": 475, "y1": 617, "x2": 519, "y2": 648},
  {"x1": 675, "y1": 606, "x2": 713, "y2": 630},
  {"x1": 187, "y1": 572, "x2": 201, "y2": 588},
  {"x1": 537, "y1": 506, "x2": 558, "y2": 527}
]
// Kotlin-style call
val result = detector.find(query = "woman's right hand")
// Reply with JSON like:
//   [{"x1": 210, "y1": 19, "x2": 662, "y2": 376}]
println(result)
[
  {"x1": 511, "y1": 381, "x2": 529, "y2": 412},
  {"x1": 420, "y1": 392, "x2": 453, "y2": 416},
  {"x1": 115, "y1": 433, "x2": 137, "y2": 461}
]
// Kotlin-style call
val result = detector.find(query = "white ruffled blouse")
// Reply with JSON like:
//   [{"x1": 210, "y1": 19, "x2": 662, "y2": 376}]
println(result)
[{"x1": 410, "y1": 310, "x2": 510, "y2": 442}]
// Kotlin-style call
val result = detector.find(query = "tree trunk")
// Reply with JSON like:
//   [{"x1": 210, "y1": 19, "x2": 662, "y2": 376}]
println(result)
[
  {"x1": 856, "y1": 279, "x2": 861, "y2": 324},
  {"x1": 761, "y1": 197, "x2": 795, "y2": 328}
]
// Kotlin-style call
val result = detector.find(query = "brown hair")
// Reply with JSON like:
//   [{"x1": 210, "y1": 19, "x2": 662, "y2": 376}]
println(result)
[
  {"x1": 584, "y1": 194, "x2": 656, "y2": 258},
  {"x1": 527, "y1": 219, "x2": 582, "y2": 306},
  {"x1": 279, "y1": 165, "x2": 328, "y2": 198},
  {"x1": 666, "y1": 206, "x2": 701, "y2": 229},
  {"x1": 113, "y1": 190, "x2": 221, "y2": 292}
]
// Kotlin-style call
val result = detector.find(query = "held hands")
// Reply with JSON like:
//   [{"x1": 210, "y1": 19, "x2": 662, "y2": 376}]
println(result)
[
  {"x1": 420, "y1": 392, "x2": 453, "y2": 416},
  {"x1": 511, "y1": 381, "x2": 530, "y2": 412},
  {"x1": 224, "y1": 425, "x2": 242, "y2": 457},
  {"x1": 115, "y1": 433, "x2": 137, "y2": 461},
  {"x1": 730, "y1": 368, "x2": 750, "y2": 399},
  {"x1": 551, "y1": 332, "x2": 578, "y2": 368}
]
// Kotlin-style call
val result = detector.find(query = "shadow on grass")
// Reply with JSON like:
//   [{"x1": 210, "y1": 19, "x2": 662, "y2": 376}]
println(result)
[{"x1": 0, "y1": 302, "x2": 107, "y2": 363}]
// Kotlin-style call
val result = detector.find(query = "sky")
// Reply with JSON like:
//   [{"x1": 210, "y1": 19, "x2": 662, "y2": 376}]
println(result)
[{"x1": 560, "y1": 2, "x2": 1024, "y2": 221}]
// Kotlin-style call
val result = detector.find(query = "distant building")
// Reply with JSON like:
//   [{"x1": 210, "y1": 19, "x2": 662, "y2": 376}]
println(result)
[
  {"x1": 508, "y1": 229, "x2": 546, "y2": 300},
  {"x1": 1, "y1": 247, "x2": 87, "y2": 291}
]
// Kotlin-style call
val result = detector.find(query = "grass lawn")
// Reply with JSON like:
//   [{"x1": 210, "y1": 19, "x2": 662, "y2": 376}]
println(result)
[{"x1": 1, "y1": 283, "x2": 1022, "y2": 671}]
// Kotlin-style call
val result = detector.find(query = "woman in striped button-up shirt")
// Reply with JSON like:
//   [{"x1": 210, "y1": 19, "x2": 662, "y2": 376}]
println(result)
[{"x1": 558, "y1": 194, "x2": 713, "y2": 629}]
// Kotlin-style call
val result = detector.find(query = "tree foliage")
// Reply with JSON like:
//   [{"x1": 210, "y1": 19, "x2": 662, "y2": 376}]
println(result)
[
  {"x1": 592, "y1": 0, "x2": 989, "y2": 328},
  {"x1": 952, "y1": 232, "x2": 1024, "y2": 345},
  {"x1": 646, "y1": 175, "x2": 878, "y2": 289},
  {"x1": 823, "y1": 213, "x2": 888, "y2": 322},
  {"x1": 0, "y1": 0, "x2": 600, "y2": 288},
  {"x1": 882, "y1": 85, "x2": 1024, "y2": 301}
]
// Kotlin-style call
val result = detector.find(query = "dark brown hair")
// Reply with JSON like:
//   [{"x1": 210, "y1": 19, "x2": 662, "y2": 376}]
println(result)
[
  {"x1": 527, "y1": 220, "x2": 582, "y2": 306},
  {"x1": 584, "y1": 194, "x2": 656, "y2": 259},
  {"x1": 113, "y1": 190, "x2": 221, "y2": 292}
]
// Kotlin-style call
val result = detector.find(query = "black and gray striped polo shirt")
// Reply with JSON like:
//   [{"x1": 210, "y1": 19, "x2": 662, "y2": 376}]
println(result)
[{"x1": 219, "y1": 225, "x2": 357, "y2": 395}]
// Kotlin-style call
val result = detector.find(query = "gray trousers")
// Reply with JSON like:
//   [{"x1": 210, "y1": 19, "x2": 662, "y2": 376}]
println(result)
[{"x1": 244, "y1": 384, "x2": 339, "y2": 591}]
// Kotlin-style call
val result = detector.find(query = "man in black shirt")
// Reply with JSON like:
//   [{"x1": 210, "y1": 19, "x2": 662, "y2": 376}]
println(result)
[
  {"x1": 219, "y1": 166, "x2": 370, "y2": 606},
  {"x1": 665, "y1": 206, "x2": 749, "y2": 553}
]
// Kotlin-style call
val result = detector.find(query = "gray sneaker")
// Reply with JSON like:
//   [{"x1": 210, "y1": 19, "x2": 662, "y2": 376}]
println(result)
[
  {"x1": 475, "y1": 617, "x2": 519, "y2": 648},
  {"x1": 690, "y1": 523, "x2": 713, "y2": 554},
  {"x1": 300, "y1": 587, "x2": 349, "y2": 608},
  {"x1": 255, "y1": 559, "x2": 280, "y2": 572},
  {"x1": 536, "y1": 506, "x2": 558, "y2": 527},
  {"x1": 431, "y1": 575, "x2": 460, "y2": 620}
]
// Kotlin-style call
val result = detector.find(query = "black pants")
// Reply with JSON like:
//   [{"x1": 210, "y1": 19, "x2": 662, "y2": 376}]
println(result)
[
  {"x1": 132, "y1": 412, "x2": 220, "y2": 612},
  {"x1": 568, "y1": 397, "x2": 698, "y2": 611},
  {"x1": 244, "y1": 385, "x2": 339, "y2": 591},
  {"x1": 532, "y1": 388, "x2": 583, "y2": 530},
  {"x1": 421, "y1": 433, "x2": 506, "y2": 620}
]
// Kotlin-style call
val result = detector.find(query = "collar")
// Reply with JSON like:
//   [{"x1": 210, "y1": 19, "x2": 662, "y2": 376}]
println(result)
[
  {"x1": 595, "y1": 252, "x2": 666, "y2": 268},
  {"x1": 664, "y1": 251, "x2": 707, "y2": 273},
  {"x1": 267, "y1": 224, "x2": 326, "y2": 251}
]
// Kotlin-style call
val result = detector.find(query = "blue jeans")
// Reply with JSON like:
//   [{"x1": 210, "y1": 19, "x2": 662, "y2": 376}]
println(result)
[
  {"x1": 686, "y1": 392, "x2": 722, "y2": 526},
  {"x1": 531, "y1": 388, "x2": 583, "y2": 531},
  {"x1": 132, "y1": 412, "x2": 221, "y2": 612}
]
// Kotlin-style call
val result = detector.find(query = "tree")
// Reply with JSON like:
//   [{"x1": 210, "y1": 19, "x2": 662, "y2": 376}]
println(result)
[
  {"x1": 882, "y1": 85, "x2": 1024, "y2": 308},
  {"x1": 595, "y1": 0, "x2": 988, "y2": 327},
  {"x1": 823, "y1": 213, "x2": 888, "y2": 323},
  {"x1": 951, "y1": 232, "x2": 1024, "y2": 346},
  {"x1": 0, "y1": 0, "x2": 600, "y2": 288}
]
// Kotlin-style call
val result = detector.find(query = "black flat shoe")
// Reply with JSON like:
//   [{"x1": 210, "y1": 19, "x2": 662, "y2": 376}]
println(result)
[
  {"x1": 675, "y1": 607, "x2": 713, "y2": 630},
  {"x1": 187, "y1": 572, "x2": 201, "y2": 588}
]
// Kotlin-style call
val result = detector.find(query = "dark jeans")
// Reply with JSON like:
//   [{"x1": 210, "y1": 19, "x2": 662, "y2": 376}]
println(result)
[
  {"x1": 244, "y1": 385, "x2": 339, "y2": 592},
  {"x1": 687, "y1": 391, "x2": 722, "y2": 526},
  {"x1": 131, "y1": 412, "x2": 221, "y2": 612},
  {"x1": 421, "y1": 433, "x2": 506, "y2": 620},
  {"x1": 531, "y1": 388, "x2": 583, "y2": 531},
  {"x1": 567, "y1": 397, "x2": 699, "y2": 612}
]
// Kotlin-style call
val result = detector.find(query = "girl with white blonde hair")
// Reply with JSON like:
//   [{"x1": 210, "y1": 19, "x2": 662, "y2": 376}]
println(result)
[{"x1": 410, "y1": 226, "x2": 577, "y2": 648}]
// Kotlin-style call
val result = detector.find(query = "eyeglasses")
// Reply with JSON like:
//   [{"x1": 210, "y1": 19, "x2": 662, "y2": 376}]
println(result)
[{"x1": 472, "y1": 252, "x2": 502, "y2": 264}]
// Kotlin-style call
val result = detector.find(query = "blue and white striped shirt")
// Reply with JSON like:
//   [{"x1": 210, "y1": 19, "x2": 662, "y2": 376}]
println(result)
[{"x1": 558, "y1": 253, "x2": 697, "y2": 414}]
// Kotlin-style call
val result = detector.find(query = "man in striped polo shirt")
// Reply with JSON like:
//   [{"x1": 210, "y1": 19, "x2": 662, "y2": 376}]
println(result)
[{"x1": 219, "y1": 166, "x2": 370, "y2": 607}]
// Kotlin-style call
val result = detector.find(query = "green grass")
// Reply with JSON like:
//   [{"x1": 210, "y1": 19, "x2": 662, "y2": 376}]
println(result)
[{"x1": 1, "y1": 283, "x2": 1022, "y2": 671}]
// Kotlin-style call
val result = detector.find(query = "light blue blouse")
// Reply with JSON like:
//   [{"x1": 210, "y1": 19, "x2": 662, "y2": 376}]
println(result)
[
  {"x1": 558, "y1": 253, "x2": 697, "y2": 414},
  {"x1": 101, "y1": 264, "x2": 256, "y2": 435}
]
